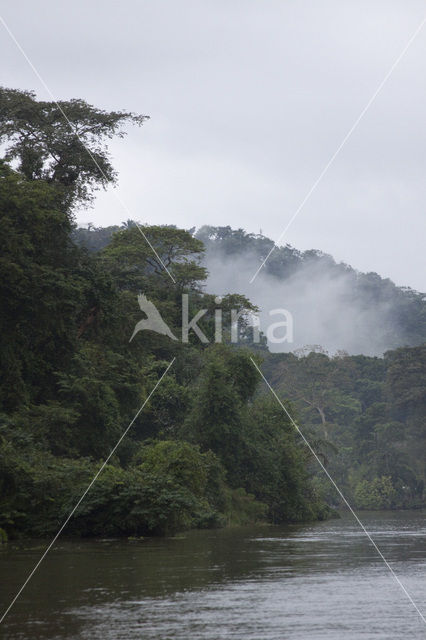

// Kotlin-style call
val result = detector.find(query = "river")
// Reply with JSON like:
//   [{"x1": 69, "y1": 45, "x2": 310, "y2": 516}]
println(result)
[{"x1": 1, "y1": 510, "x2": 425, "y2": 639}]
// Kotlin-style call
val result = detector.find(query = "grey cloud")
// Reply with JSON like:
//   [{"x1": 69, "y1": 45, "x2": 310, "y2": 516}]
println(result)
[{"x1": 1, "y1": 0, "x2": 425, "y2": 289}]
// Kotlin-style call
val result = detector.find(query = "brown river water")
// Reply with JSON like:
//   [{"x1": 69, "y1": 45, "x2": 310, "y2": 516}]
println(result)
[{"x1": 0, "y1": 510, "x2": 425, "y2": 639}]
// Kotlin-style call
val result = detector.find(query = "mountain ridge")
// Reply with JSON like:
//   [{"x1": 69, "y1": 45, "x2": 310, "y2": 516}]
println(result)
[{"x1": 73, "y1": 222, "x2": 426, "y2": 356}]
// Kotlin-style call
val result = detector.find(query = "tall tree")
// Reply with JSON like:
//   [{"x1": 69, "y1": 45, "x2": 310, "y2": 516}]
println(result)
[{"x1": 0, "y1": 87, "x2": 148, "y2": 211}]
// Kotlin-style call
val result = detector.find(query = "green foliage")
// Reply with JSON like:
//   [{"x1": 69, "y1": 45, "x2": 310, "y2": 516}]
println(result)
[
  {"x1": 264, "y1": 345, "x2": 426, "y2": 510},
  {"x1": 242, "y1": 396, "x2": 330, "y2": 522},
  {"x1": 0, "y1": 162, "x2": 88, "y2": 409},
  {"x1": 138, "y1": 440, "x2": 209, "y2": 497},
  {"x1": 99, "y1": 225, "x2": 206, "y2": 293},
  {"x1": 183, "y1": 348, "x2": 327, "y2": 522},
  {"x1": 0, "y1": 88, "x2": 335, "y2": 540},
  {"x1": 225, "y1": 488, "x2": 267, "y2": 526},
  {"x1": 184, "y1": 346, "x2": 254, "y2": 481},
  {"x1": 0, "y1": 435, "x2": 232, "y2": 538},
  {"x1": 354, "y1": 476, "x2": 397, "y2": 510},
  {"x1": 72, "y1": 223, "x2": 122, "y2": 252},
  {"x1": 0, "y1": 87, "x2": 147, "y2": 211}
]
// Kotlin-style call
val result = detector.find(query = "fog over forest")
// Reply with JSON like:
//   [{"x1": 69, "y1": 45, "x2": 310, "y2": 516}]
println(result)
[{"x1": 201, "y1": 235, "x2": 424, "y2": 356}]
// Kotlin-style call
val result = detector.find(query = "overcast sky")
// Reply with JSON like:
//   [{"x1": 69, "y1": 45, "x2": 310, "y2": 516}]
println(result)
[{"x1": 1, "y1": 0, "x2": 425, "y2": 290}]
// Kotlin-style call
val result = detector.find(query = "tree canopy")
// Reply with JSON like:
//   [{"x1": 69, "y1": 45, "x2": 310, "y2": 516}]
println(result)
[{"x1": 0, "y1": 87, "x2": 148, "y2": 211}]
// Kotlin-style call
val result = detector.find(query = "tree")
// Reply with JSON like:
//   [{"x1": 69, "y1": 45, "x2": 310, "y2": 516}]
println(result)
[
  {"x1": 185, "y1": 346, "x2": 246, "y2": 469},
  {"x1": 99, "y1": 225, "x2": 207, "y2": 294},
  {"x1": 265, "y1": 350, "x2": 360, "y2": 441},
  {"x1": 0, "y1": 161, "x2": 89, "y2": 408},
  {"x1": 0, "y1": 87, "x2": 148, "y2": 211},
  {"x1": 243, "y1": 396, "x2": 329, "y2": 522},
  {"x1": 183, "y1": 346, "x2": 262, "y2": 484}
]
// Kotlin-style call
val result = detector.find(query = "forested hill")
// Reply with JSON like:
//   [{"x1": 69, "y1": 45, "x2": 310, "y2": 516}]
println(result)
[
  {"x1": 1, "y1": 87, "x2": 425, "y2": 545},
  {"x1": 73, "y1": 224, "x2": 426, "y2": 355},
  {"x1": 196, "y1": 226, "x2": 426, "y2": 355},
  {"x1": 0, "y1": 88, "x2": 330, "y2": 541},
  {"x1": 71, "y1": 223, "x2": 426, "y2": 510}
]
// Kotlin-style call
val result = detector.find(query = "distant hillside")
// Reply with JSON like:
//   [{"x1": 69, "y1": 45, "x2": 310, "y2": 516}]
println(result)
[
  {"x1": 196, "y1": 226, "x2": 426, "y2": 355},
  {"x1": 72, "y1": 222, "x2": 426, "y2": 355},
  {"x1": 70, "y1": 222, "x2": 426, "y2": 510}
]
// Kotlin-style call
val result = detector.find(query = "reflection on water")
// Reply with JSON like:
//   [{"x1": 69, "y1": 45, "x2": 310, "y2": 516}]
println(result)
[{"x1": 1, "y1": 510, "x2": 425, "y2": 639}]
